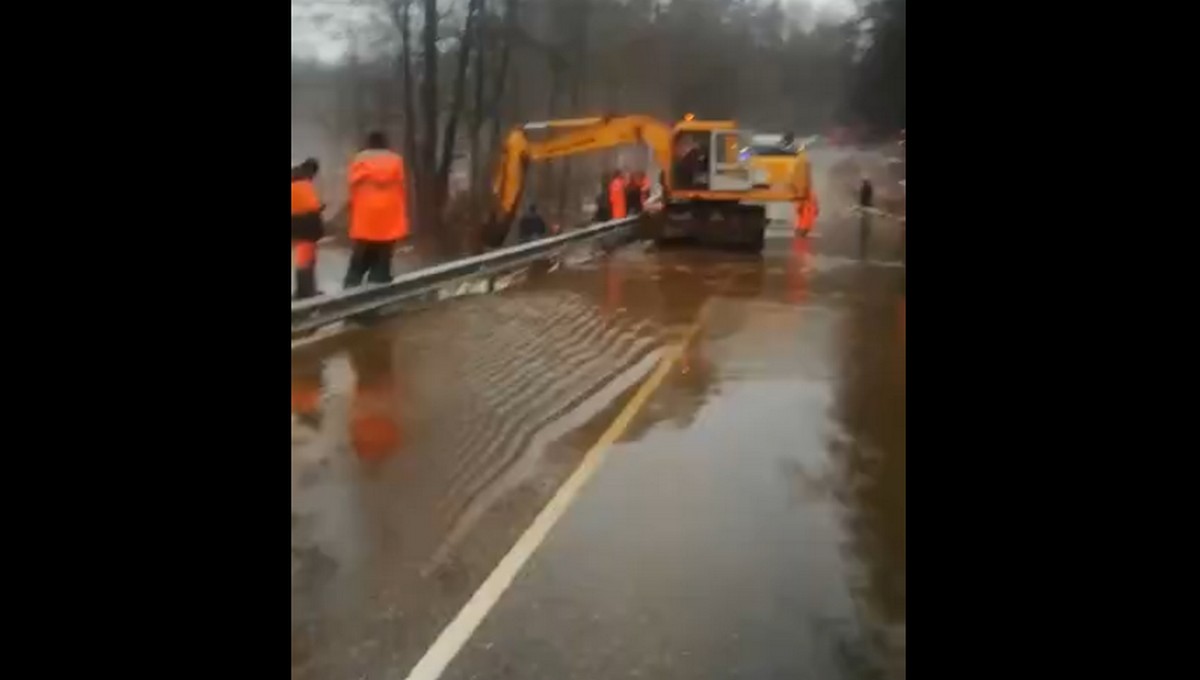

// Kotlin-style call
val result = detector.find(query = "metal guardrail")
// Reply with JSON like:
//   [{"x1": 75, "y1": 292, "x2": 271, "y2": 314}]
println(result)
[
  {"x1": 846, "y1": 205, "x2": 906, "y2": 223},
  {"x1": 291, "y1": 215, "x2": 639, "y2": 336}
]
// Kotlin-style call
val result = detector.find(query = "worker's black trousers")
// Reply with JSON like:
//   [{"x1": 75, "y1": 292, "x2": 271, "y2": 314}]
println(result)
[
  {"x1": 344, "y1": 240, "x2": 395, "y2": 288},
  {"x1": 294, "y1": 267, "x2": 318, "y2": 299}
]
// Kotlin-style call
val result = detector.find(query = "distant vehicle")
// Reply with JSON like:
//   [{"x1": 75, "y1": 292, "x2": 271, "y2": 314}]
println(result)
[
  {"x1": 744, "y1": 134, "x2": 809, "y2": 200},
  {"x1": 746, "y1": 134, "x2": 795, "y2": 155}
]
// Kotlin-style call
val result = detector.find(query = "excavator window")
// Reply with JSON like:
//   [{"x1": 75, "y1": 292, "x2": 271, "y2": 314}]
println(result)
[{"x1": 722, "y1": 135, "x2": 740, "y2": 164}]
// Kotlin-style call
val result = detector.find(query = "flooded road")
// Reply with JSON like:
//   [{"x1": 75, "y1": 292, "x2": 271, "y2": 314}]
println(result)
[{"x1": 291, "y1": 211, "x2": 905, "y2": 679}]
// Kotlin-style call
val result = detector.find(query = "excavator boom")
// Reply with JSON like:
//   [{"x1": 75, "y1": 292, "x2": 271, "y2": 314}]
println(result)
[{"x1": 489, "y1": 115, "x2": 675, "y2": 241}]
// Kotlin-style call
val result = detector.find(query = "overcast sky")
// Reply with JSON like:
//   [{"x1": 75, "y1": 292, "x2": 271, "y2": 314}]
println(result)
[{"x1": 292, "y1": 0, "x2": 858, "y2": 63}]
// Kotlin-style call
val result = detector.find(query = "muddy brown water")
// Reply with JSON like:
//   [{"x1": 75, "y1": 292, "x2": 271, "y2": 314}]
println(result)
[
  {"x1": 292, "y1": 149, "x2": 904, "y2": 680},
  {"x1": 292, "y1": 223, "x2": 904, "y2": 680}
]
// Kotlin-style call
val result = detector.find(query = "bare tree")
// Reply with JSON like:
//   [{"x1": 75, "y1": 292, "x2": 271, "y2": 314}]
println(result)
[
  {"x1": 419, "y1": 0, "x2": 440, "y2": 227},
  {"x1": 485, "y1": 0, "x2": 518, "y2": 183},
  {"x1": 468, "y1": 0, "x2": 488, "y2": 195},
  {"x1": 292, "y1": 0, "x2": 884, "y2": 253},
  {"x1": 436, "y1": 0, "x2": 483, "y2": 212}
]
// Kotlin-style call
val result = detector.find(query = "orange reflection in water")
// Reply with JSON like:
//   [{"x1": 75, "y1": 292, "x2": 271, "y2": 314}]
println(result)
[
  {"x1": 785, "y1": 237, "x2": 813, "y2": 305},
  {"x1": 291, "y1": 363, "x2": 323, "y2": 428},
  {"x1": 347, "y1": 340, "x2": 403, "y2": 462},
  {"x1": 601, "y1": 256, "x2": 623, "y2": 319}
]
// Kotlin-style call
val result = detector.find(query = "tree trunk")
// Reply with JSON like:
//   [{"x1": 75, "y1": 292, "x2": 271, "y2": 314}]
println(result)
[
  {"x1": 398, "y1": 1, "x2": 419, "y2": 227},
  {"x1": 539, "y1": 59, "x2": 561, "y2": 207},
  {"x1": 486, "y1": 0, "x2": 518, "y2": 187},
  {"x1": 436, "y1": 0, "x2": 483, "y2": 213},
  {"x1": 556, "y1": 0, "x2": 589, "y2": 227},
  {"x1": 420, "y1": 0, "x2": 440, "y2": 230},
  {"x1": 468, "y1": 0, "x2": 488, "y2": 199}
]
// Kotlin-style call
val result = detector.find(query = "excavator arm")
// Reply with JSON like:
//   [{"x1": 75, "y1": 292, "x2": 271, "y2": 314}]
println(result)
[{"x1": 485, "y1": 115, "x2": 675, "y2": 246}]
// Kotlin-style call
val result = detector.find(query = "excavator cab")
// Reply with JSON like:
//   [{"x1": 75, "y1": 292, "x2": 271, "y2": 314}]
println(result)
[{"x1": 668, "y1": 121, "x2": 764, "y2": 193}]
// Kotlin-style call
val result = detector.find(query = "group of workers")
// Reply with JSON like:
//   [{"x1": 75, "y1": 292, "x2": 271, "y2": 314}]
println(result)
[
  {"x1": 594, "y1": 169, "x2": 652, "y2": 222},
  {"x1": 290, "y1": 131, "x2": 412, "y2": 300},
  {"x1": 521, "y1": 167, "x2": 653, "y2": 243},
  {"x1": 291, "y1": 132, "x2": 844, "y2": 301}
]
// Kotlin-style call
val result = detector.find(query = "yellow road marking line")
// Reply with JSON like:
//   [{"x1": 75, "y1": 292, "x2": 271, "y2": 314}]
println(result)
[{"x1": 403, "y1": 299, "x2": 714, "y2": 680}]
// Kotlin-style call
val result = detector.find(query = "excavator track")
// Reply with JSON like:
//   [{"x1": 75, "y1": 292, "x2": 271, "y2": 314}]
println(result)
[{"x1": 654, "y1": 201, "x2": 766, "y2": 252}]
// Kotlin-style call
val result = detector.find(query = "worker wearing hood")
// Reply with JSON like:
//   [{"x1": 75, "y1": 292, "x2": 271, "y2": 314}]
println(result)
[
  {"x1": 291, "y1": 158, "x2": 325, "y2": 299},
  {"x1": 344, "y1": 131, "x2": 410, "y2": 287}
]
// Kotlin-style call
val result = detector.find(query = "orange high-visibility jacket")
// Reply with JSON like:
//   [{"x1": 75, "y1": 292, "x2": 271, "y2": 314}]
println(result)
[
  {"x1": 349, "y1": 149, "x2": 410, "y2": 242},
  {"x1": 291, "y1": 178, "x2": 324, "y2": 242},
  {"x1": 291, "y1": 179, "x2": 321, "y2": 216},
  {"x1": 609, "y1": 175, "x2": 628, "y2": 219},
  {"x1": 796, "y1": 193, "x2": 820, "y2": 231}
]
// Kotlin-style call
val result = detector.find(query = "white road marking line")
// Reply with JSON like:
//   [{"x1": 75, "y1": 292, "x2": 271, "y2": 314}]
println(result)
[{"x1": 402, "y1": 305, "x2": 712, "y2": 680}]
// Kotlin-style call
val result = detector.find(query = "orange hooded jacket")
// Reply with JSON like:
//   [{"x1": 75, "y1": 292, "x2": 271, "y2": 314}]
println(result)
[
  {"x1": 291, "y1": 178, "x2": 324, "y2": 244},
  {"x1": 796, "y1": 193, "x2": 820, "y2": 232},
  {"x1": 608, "y1": 174, "x2": 628, "y2": 219},
  {"x1": 349, "y1": 149, "x2": 410, "y2": 242}
]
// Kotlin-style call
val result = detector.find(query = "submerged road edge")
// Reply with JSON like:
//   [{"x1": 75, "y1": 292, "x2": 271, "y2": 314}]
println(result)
[{"x1": 402, "y1": 302, "x2": 713, "y2": 680}]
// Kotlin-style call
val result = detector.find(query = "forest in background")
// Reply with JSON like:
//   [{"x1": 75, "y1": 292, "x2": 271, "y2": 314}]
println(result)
[{"x1": 291, "y1": 0, "x2": 905, "y2": 255}]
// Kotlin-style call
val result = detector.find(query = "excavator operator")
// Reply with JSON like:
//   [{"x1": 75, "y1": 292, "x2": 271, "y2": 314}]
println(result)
[{"x1": 674, "y1": 134, "x2": 707, "y2": 189}]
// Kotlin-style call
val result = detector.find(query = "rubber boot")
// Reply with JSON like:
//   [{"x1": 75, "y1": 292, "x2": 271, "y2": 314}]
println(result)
[{"x1": 294, "y1": 267, "x2": 318, "y2": 300}]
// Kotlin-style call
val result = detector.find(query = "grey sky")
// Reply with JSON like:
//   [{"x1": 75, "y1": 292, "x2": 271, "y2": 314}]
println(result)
[{"x1": 291, "y1": 0, "x2": 858, "y2": 63}]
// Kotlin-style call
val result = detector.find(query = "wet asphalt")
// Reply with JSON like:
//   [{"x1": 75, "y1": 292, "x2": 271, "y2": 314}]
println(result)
[{"x1": 292, "y1": 155, "x2": 905, "y2": 680}]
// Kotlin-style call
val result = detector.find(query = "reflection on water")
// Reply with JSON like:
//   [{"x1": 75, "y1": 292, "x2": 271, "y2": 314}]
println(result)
[
  {"x1": 829, "y1": 266, "x2": 907, "y2": 679},
  {"x1": 292, "y1": 361, "x2": 324, "y2": 430},
  {"x1": 290, "y1": 266, "x2": 672, "y2": 679},
  {"x1": 624, "y1": 242, "x2": 904, "y2": 680},
  {"x1": 290, "y1": 232, "x2": 906, "y2": 679},
  {"x1": 786, "y1": 237, "x2": 814, "y2": 305},
  {"x1": 345, "y1": 337, "x2": 403, "y2": 463}
]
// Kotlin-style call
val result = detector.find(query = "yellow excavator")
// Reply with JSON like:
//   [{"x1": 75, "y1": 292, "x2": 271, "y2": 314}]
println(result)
[{"x1": 483, "y1": 114, "x2": 814, "y2": 251}]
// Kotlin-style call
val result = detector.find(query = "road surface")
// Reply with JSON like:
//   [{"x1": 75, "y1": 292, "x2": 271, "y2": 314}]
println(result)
[{"x1": 291, "y1": 158, "x2": 905, "y2": 680}]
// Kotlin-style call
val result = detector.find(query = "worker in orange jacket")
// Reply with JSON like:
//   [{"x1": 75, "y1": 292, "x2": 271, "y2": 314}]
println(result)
[
  {"x1": 291, "y1": 158, "x2": 325, "y2": 299},
  {"x1": 795, "y1": 191, "x2": 820, "y2": 238},
  {"x1": 608, "y1": 170, "x2": 628, "y2": 220},
  {"x1": 344, "y1": 131, "x2": 410, "y2": 288}
]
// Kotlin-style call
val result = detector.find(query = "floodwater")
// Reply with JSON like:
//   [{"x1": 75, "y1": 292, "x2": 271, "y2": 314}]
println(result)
[{"x1": 291, "y1": 155, "x2": 905, "y2": 679}]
